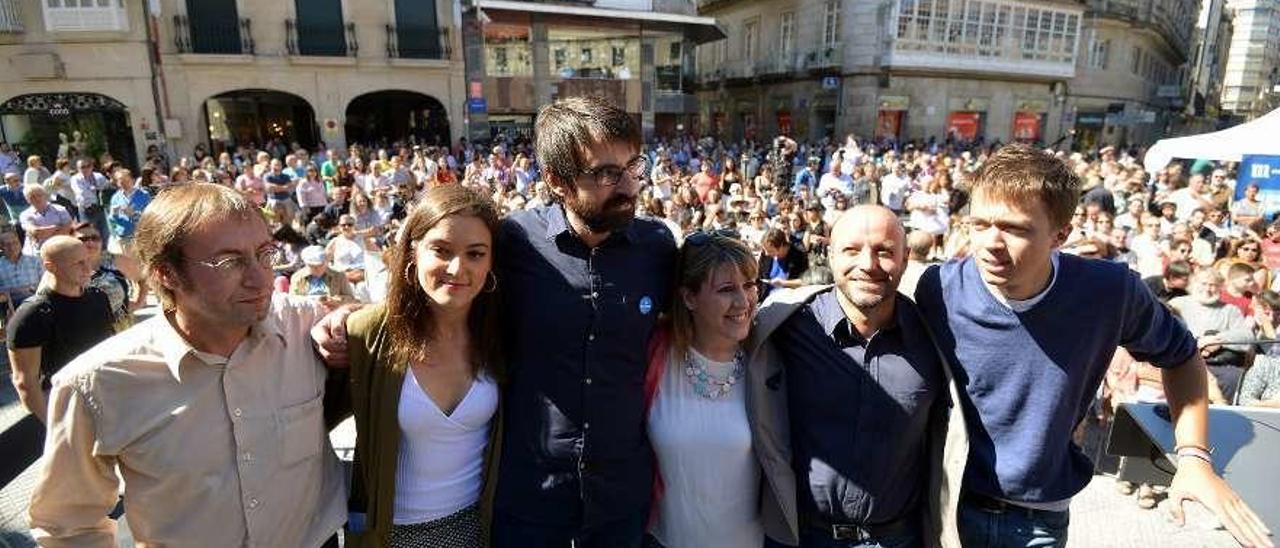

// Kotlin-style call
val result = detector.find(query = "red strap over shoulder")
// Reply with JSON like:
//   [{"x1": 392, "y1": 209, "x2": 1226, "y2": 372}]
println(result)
[
  {"x1": 643, "y1": 322, "x2": 671, "y2": 531},
  {"x1": 644, "y1": 323, "x2": 671, "y2": 411}
]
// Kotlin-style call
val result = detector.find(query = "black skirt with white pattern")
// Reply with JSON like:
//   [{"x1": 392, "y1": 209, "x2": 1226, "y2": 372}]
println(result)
[{"x1": 388, "y1": 504, "x2": 482, "y2": 548}]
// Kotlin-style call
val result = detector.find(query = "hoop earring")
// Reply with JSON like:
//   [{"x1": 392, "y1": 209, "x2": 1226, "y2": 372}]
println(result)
[
  {"x1": 483, "y1": 271, "x2": 499, "y2": 293},
  {"x1": 403, "y1": 261, "x2": 415, "y2": 282}
]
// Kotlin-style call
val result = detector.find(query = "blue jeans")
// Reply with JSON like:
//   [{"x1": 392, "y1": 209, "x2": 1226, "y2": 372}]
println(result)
[
  {"x1": 957, "y1": 499, "x2": 1069, "y2": 548},
  {"x1": 764, "y1": 529, "x2": 922, "y2": 548},
  {"x1": 490, "y1": 509, "x2": 644, "y2": 548}
]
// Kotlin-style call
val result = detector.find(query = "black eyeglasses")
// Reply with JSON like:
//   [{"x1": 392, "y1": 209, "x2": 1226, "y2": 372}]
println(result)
[
  {"x1": 686, "y1": 229, "x2": 739, "y2": 246},
  {"x1": 580, "y1": 155, "x2": 651, "y2": 187},
  {"x1": 77, "y1": 234, "x2": 102, "y2": 243}
]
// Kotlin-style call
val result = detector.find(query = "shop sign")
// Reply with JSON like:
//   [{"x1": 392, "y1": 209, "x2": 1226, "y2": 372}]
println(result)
[
  {"x1": 1237, "y1": 155, "x2": 1280, "y2": 215},
  {"x1": 1016, "y1": 99, "x2": 1049, "y2": 113},
  {"x1": 948, "y1": 97, "x2": 989, "y2": 112},
  {"x1": 878, "y1": 95, "x2": 910, "y2": 111},
  {"x1": 1012, "y1": 112, "x2": 1042, "y2": 141},
  {"x1": 1076, "y1": 112, "x2": 1105, "y2": 126},
  {"x1": 946, "y1": 112, "x2": 981, "y2": 141}
]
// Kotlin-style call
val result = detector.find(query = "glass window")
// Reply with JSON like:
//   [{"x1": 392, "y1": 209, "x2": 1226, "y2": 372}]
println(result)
[
  {"x1": 781, "y1": 12, "x2": 795, "y2": 56},
  {"x1": 484, "y1": 24, "x2": 533, "y2": 77},
  {"x1": 612, "y1": 46, "x2": 624, "y2": 67},
  {"x1": 43, "y1": 0, "x2": 127, "y2": 31},
  {"x1": 824, "y1": 0, "x2": 840, "y2": 46}
]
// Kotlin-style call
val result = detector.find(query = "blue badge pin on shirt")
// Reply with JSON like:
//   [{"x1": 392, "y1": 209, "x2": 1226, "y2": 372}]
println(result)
[{"x1": 638, "y1": 296, "x2": 653, "y2": 315}]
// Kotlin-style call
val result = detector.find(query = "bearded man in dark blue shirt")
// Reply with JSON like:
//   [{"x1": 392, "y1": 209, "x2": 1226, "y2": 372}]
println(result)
[{"x1": 490, "y1": 96, "x2": 676, "y2": 548}]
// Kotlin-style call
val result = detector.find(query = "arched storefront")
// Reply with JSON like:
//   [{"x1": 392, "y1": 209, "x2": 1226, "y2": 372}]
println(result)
[
  {"x1": 345, "y1": 90, "x2": 449, "y2": 148},
  {"x1": 0, "y1": 93, "x2": 138, "y2": 170},
  {"x1": 204, "y1": 89, "x2": 318, "y2": 154}
]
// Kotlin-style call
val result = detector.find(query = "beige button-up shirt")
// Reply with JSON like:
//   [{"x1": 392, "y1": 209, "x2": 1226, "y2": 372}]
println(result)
[{"x1": 29, "y1": 294, "x2": 346, "y2": 548}]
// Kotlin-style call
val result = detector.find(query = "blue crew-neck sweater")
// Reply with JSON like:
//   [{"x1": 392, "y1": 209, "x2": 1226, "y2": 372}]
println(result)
[{"x1": 915, "y1": 254, "x2": 1197, "y2": 503}]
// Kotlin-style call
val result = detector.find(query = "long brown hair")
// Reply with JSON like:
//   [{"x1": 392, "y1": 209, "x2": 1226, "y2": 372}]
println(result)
[{"x1": 384, "y1": 185, "x2": 502, "y2": 377}]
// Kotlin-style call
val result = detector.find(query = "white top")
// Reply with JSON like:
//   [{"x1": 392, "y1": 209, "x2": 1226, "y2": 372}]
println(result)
[
  {"x1": 647, "y1": 348, "x2": 762, "y2": 548},
  {"x1": 907, "y1": 190, "x2": 950, "y2": 236},
  {"x1": 394, "y1": 371, "x2": 498, "y2": 524}
]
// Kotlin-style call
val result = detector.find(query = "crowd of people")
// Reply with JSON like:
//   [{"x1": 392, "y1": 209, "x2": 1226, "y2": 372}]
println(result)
[{"x1": 2, "y1": 94, "x2": 1277, "y2": 548}]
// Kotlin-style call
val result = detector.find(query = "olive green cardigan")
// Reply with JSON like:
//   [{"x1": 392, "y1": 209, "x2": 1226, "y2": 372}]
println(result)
[{"x1": 331, "y1": 303, "x2": 504, "y2": 547}]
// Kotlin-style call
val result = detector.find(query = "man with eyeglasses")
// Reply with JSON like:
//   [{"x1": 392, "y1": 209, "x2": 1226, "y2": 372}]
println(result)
[
  {"x1": 30, "y1": 183, "x2": 346, "y2": 547},
  {"x1": 488, "y1": 95, "x2": 676, "y2": 547},
  {"x1": 6, "y1": 235, "x2": 112, "y2": 425}
]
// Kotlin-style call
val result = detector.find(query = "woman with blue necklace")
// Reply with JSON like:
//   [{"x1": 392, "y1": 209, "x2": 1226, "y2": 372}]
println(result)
[{"x1": 644, "y1": 230, "x2": 763, "y2": 548}]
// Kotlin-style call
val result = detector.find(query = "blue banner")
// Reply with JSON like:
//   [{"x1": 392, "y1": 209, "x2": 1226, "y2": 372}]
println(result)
[{"x1": 1236, "y1": 155, "x2": 1280, "y2": 215}]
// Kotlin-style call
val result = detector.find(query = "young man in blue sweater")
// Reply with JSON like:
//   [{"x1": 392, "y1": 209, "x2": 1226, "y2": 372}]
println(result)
[{"x1": 914, "y1": 144, "x2": 1271, "y2": 548}]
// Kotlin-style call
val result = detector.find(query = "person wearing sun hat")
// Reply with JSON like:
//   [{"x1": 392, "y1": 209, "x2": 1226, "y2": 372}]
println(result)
[{"x1": 290, "y1": 244, "x2": 354, "y2": 307}]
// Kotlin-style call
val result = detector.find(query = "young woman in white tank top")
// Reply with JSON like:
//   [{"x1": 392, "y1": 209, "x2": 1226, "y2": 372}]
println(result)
[{"x1": 343, "y1": 186, "x2": 503, "y2": 548}]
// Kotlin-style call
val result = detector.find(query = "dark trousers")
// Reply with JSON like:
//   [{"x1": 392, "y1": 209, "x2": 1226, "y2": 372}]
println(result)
[
  {"x1": 490, "y1": 509, "x2": 644, "y2": 548},
  {"x1": 957, "y1": 498, "x2": 1069, "y2": 548}
]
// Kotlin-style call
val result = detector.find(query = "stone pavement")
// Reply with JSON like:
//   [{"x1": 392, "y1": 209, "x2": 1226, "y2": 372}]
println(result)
[{"x1": 0, "y1": 415, "x2": 1247, "y2": 547}]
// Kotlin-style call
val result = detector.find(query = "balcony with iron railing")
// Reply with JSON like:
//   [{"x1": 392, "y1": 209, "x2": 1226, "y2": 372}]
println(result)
[
  {"x1": 0, "y1": 0, "x2": 21, "y2": 32},
  {"x1": 385, "y1": 24, "x2": 451, "y2": 60},
  {"x1": 173, "y1": 15, "x2": 254, "y2": 55},
  {"x1": 803, "y1": 42, "x2": 843, "y2": 71},
  {"x1": 285, "y1": 19, "x2": 357, "y2": 57}
]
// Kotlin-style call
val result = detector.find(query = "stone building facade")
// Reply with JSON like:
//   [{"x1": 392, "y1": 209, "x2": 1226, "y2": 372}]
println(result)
[
  {"x1": 1, "y1": 0, "x2": 468, "y2": 166},
  {"x1": 694, "y1": 0, "x2": 1196, "y2": 148},
  {"x1": 0, "y1": 0, "x2": 157, "y2": 168}
]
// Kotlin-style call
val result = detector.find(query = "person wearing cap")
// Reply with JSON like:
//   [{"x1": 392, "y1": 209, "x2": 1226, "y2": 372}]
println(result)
[
  {"x1": 792, "y1": 156, "x2": 821, "y2": 193},
  {"x1": 290, "y1": 245, "x2": 354, "y2": 307},
  {"x1": 1158, "y1": 200, "x2": 1178, "y2": 236}
]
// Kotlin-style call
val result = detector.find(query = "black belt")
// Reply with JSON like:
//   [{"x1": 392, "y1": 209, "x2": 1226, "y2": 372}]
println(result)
[
  {"x1": 961, "y1": 490, "x2": 1067, "y2": 518},
  {"x1": 801, "y1": 511, "x2": 913, "y2": 542}
]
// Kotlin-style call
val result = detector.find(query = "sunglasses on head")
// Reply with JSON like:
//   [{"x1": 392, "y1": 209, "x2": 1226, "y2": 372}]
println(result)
[{"x1": 685, "y1": 229, "x2": 739, "y2": 246}]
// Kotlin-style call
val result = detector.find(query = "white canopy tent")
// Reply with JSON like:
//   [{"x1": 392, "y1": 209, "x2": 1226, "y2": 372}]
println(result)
[{"x1": 1143, "y1": 107, "x2": 1280, "y2": 173}]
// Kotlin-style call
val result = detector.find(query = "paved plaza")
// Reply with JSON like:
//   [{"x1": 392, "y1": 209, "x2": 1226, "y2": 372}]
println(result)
[{"x1": 0, "y1": 382, "x2": 1242, "y2": 547}]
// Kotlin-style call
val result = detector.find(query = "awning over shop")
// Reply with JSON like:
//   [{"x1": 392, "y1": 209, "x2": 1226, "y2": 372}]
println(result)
[{"x1": 472, "y1": 0, "x2": 726, "y2": 44}]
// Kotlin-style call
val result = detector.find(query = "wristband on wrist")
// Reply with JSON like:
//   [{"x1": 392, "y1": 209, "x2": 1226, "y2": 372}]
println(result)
[
  {"x1": 1174, "y1": 443, "x2": 1214, "y2": 454},
  {"x1": 1176, "y1": 446, "x2": 1214, "y2": 466}
]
